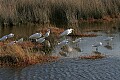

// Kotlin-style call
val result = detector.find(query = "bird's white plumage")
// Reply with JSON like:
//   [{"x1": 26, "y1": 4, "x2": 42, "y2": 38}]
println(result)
[
  {"x1": 73, "y1": 38, "x2": 82, "y2": 43},
  {"x1": 44, "y1": 29, "x2": 50, "y2": 37},
  {"x1": 0, "y1": 36, "x2": 7, "y2": 41},
  {"x1": 103, "y1": 37, "x2": 114, "y2": 41},
  {"x1": 29, "y1": 33, "x2": 42, "y2": 39},
  {"x1": 16, "y1": 38, "x2": 23, "y2": 43},
  {"x1": 36, "y1": 37, "x2": 45, "y2": 43},
  {"x1": 58, "y1": 39, "x2": 69, "y2": 46},
  {"x1": 60, "y1": 28, "x2": 73, "y2": 37},
  {"x1": 7, "y1": 33, "x2": 14, "y2": 38},
  {"x1": 92, "y1": 42, "x2": 102, "y2": 47}
]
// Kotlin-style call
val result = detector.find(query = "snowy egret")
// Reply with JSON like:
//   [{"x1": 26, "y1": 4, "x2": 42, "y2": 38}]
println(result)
[
  {"x1": 7, "y1": 33, "x2": 14, "y2": 38},
  {"x1": 92, "y1": 42, "x2": 102, "y2": 52},
  {"x1": 103, "y1": 37, "x2": 113, "y2": 41},
  {"x1": 103, "y1": 37, "x2": 114, "y2": 45},
  {"x1": 29, "y1": 33, "x2": 42, "y2": 39},
  {"x1": 72, "y1": 38, "x2": 82, "y2": 43},
  {"x1": 36, "y1": 37, "x2": 45, "y2": 43},
  {"x1": 58, "y1": 39, "x2": 69, "y2": 46},
  {"x1": 16, "y1": 38, "x2": 23, "y2": 43},
  {"x1": 44, "y1": 29, "x2": 50, "y2": 38},
  {"x1": 60, "y1": 28, "x2": 74, "y2": 37},
  {"x1": 0, "y1": 36, "x2": 7, "y2": 41}
]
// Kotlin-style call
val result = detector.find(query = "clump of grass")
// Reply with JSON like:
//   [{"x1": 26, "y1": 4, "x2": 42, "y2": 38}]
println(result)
[
  {"x1": 0, "y1": 44, "x2": 58, "y2": 67},
  {"x1": 0, "y1": 0, "x2": 120, "y2": 26}
]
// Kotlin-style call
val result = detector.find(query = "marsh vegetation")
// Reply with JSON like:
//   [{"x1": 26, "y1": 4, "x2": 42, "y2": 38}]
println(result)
[{"x1": 0, "y1": 0, "x2": 120, "y2": 26}]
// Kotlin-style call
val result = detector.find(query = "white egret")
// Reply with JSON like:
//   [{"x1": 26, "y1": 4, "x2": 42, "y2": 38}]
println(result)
[
  {"x1": 29, "y1": 33, "x2": 42, "y2": 39},
  {"x1": 71, "y1": 38, "x2": 83, "y2": 52},
  {"x1": 0, "y1": 36, "x2": 7, "y2": 41},
  {"x1": 44, "y1": 29, "x2": 50, "y2": 38},
  {"x1": 103, "y1": 37, "x2": 113, "y2": 41},
  {"x1": 72, "y1": 38, "x2": 82, "y2": 43},
  {"x1": 58, "y1": 39, "x2": 69, "y2": 46},
  {"x1": 92, "y1": 42, "x2": 102, "y2": 52},
  {"x1": 7, "y1": 33, "x2": 14, "y2": 38},
  {"x1": 103, "y1": 37, "x2": 114, "y2": 45},
  {"x1": 60, "y1": 28, "x2": 74, "y2": 37},
  {"x1": 16, "y1": 38, "x2": 23, "y2": 43},
  {"x1": 36, "y1": 37, "x2": 45, "y2": 43}
]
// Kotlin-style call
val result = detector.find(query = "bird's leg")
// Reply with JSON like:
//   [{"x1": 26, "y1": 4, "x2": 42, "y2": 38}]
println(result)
[
  {"x1": 96, "y1": 47, "x2": 98, "y2": 52},
  {"x1": 107, "y1": 42, "x2": 109, "y2": 45}
]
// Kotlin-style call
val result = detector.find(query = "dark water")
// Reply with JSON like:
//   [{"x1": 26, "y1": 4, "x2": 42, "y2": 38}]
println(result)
[{"x1": 1, "y1": 22, "x2": 120, "y2": 80}]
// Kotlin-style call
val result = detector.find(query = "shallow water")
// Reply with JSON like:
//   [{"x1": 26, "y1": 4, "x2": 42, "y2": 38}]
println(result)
[{"x1": 1, "y1": 22, "x2": 120, "y2": 80}]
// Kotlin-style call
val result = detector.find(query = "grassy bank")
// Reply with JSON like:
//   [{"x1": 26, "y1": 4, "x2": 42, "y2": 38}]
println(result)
[
  {"x1": 0, "y1": 43, "x2": 58, "y2": 67},
  {"x1": 0, "y1": 0, "x2": 120, "y2": 26}
]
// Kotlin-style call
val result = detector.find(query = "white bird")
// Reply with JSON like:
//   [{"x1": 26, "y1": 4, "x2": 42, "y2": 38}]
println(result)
[
  {"x1": 103, "y1": 37, "x2": 114, "y2": 41},
  {"x1": 44, "y1": 29, "x2": 50, "y2": 38},
  {"x1": 92, "y1": 42, "x2": 102, "y2": 52},
  {"x1": 16, "y1": 38, "x2": 23, "y2": 43},
  {"x1": 60, "y1": 28, "x2": 74, "y2": 37},
  {"x1": 103, "y1": 37, "x2": 113, "y2": 45},
  {"x1": 72, "y1": 38, "x2": 82, "y2": 43},
  {"x1": 36, "y1": 37, "x2": 45, "y2": 43},
  {"x1": 7, "y1": 33, "x2": 14, "y2": 38},
  {"x1": 29, "y1": 33, "x2": 42, "y2": 39},
  {"x1": 0, "y1": 36, "x2": 7, "y2": 41},
  {"x1": 58, "y1": 39, "x2": 69, "y2": 46}
]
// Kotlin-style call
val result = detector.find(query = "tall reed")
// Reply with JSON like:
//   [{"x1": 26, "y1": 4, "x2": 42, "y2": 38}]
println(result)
[{"x1": 0, "y1": 0, "x2": 120, "y2": 26}]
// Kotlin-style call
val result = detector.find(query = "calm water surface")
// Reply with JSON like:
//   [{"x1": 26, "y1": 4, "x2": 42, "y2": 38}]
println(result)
[{"x1": 1, "y1": 22, "x2": 120, "y2": 80}]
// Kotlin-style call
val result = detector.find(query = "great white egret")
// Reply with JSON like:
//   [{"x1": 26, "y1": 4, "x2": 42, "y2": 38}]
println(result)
[
  {"x1": 92, "y1": 42, "x2": 102, "y2": 52},
  {"x1": 16, "y1": 38, "x2": 23, "y2": 43},
  {"x1": 29, "y1": 33, "x2": 42, "y2": 39},
  {"x1": 60, "y1": 28, "x2": 74, "y2": 37},
  {"x1": 72, "y1": 38, "x2": 82, "y2": 43},
  {"x1": 44, "y1": 29, "x2": 50, "y2": 38},
  {"x1": 36, "y1": 37, "x2": 45, "y2": 43},
  {"x1": 103, "y1": 37, "x2": 113, "y2": 41},
  {"x1": 103, "y1": 37, "x2": 113, "y2": 45},
  {"x1": 0, "y1": 36, "x2": 7, "y2": 41},
  {"x1": 7, "y1": 33, "x2": 14, "y2": 38},
  {"x1": 58, "y1": 39, "x2": 69, "y2": 46}
]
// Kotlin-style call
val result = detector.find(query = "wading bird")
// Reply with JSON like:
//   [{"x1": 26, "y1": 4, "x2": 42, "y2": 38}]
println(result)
[
  {"x1": 29, "y1": 33, "x2": 42, "y2": 39},
  {"x1": 7, "y1": 33, "x2": 14, "y2": 38},
  {"x1": 72, "y1": 38, "x2": 83, "y2": 43},
  {"x1": 0, "y1": 36, "x2": 7, "y2": 41},
  {"x1": 16, "y1": 38, "x2": 23, "y2": 43},
  {"x1": 44, "y1": 29, "x2": 50, "y2": 38},
  {"x1": 58, "y1": 39, "x2": 69, "y2": 46},
  {"x1": 92, "y1": 42, "x2": 102, "y2": 52},
  {"x1": 103, "y1": 37, "x2": 114, "y2": 45},
  {"x1": 60, "y1": 28, "x2": 74, "y2": 39},
  {"x1": 36, "y1": 37, "x2": 45, "y2": 43}
]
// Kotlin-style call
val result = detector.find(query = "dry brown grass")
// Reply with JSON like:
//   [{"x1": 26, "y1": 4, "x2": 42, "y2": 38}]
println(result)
[
  {"x1": 0, "y1": 0, "x2": 120, "y2": 26},
  {"x1": 0, "y1": 44, "x2": 59, "y2": 67}
]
